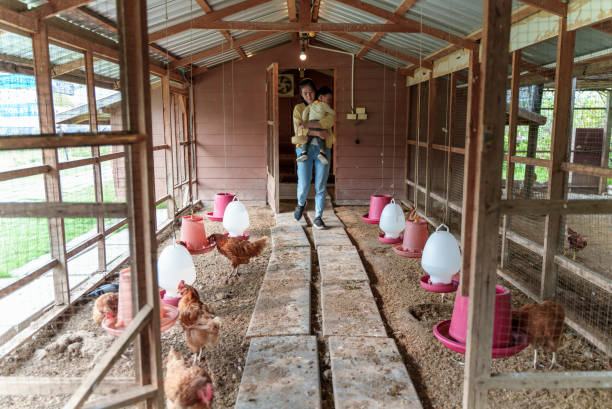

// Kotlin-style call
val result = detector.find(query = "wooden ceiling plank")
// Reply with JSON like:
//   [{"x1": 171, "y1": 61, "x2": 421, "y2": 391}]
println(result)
[
  {"x1": 185, "y1": 20, "x2": 412, "y2": 32},
  {"x1": 25, "y1": 0, "x2": 93, "y2": 20},
  {"x1": 311, "y1": 0, "x2": 321, "y2": 22},
  {"x1": 518, "y1": 0, "x2": 566, "y2": 17},
  {"x1": 148, "y1": 0, "x2": 270, "y2": 43},
  {"x1": 298, "y1": 0, "x2": 311, "y2": 25}
]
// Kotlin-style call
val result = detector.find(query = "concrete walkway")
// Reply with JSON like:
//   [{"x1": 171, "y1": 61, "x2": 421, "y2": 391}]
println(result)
[{"x1": 235, "y1": 208, "x2": 422, "y2": 409}]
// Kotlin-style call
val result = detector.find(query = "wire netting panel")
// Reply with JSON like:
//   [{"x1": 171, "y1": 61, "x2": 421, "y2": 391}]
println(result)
[
  {"x1": 449, "y1": 153, "x2": 464, "y2": 207},
  {"x1": 105, "y1": 224, "x2": 130, "y2": 266},
  {"x1": 0, "y1": 174, "x2": 45, "y2": 203},
  {"x1": 407, "y1": 86, "x2": 419, "y2": 141},
  {"x1": 64, "y1": 217, "x2": 98, "y2": 249},
  {"x1": 430, "y1": 149, "x2": 448, "y2": 198},
  {"x1": 406, "y1": 144, "x2": 417, "y2": 182},
  {"x1": 504, "y1": 241, "x2": 542, "y2": 296},
  {"x1": 417, "y1": 147, "x2": 426, "y2": 186},
  {"x1": 452, "y1": 88, "x2": 467, "y2": 149},
  {"x1": 102, "y1": 158, "x2": 126, "y2": 203},
  {"x1": 432, "y1": 77, "x2": 451, "y2": 146},
  {"x1": 60, "y1": 165, "x2": 96, "y2": 202},
  {"x1": 0, "y1": 217, "x2": 50, "y2": 278}
]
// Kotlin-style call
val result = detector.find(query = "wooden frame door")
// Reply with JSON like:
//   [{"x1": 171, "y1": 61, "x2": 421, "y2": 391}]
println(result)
[{"x1": 266, "y1": 62, "x2": 280, "y2": 213}]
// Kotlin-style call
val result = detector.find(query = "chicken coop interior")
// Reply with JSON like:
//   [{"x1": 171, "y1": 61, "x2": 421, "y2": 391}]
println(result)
[{"x1": 0, "y1": 0, "x2": 611, "y2": 408}]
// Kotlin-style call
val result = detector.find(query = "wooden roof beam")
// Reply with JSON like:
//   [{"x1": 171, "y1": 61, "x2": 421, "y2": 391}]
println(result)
[
  {"x1": 332, "y1": 0, "x2": 478, "y2": 51},
  {"x1": 178, "y1": 20, "x2": 411, "y2": 32},
  {"x1": 518, "y1": 0, "x2": 566, "y2": 17},
  {"x1": 298, "y1": 0, "x2": 311, "y2": 25},
  {"x1": 195, "y1": 0, "x2": 213, "y2": 13},
  {"x1": 333, "y1": 32, "x2": 431, "y2": 69},
  {"x1": 312, "y1": 0, "x2": 321, "y2": 22},
  {"x1": 171, "y1": 31, "x2": 277, "y2": 69},
  {"x1": 24, "y1": 0, "x2": 93, "y2": 20},
  {"x1": 51, "y1": 57, "x2": 87, "y2": 76},
  {"x1": 0, "y1": 5, "x2": 39, "y2": 32},
  {"x1": 288, "y1": 0, "x2": 297, "y2": 22},
  {"x1": 148, "y1": 0, "x2": 270, "y2": 43},
  {"x1": 356, "y1": 32, "x2": 383, "y2": 58}
]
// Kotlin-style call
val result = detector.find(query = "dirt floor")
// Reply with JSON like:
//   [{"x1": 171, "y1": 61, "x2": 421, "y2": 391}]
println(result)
[
  {"x1": 0, "y1": 205, "x2": 274, "y2": 409},
  {"x1": 334, "y1": 205, "x2": 612, "y2": 409},
  {"x1": 1, "y1": 204, "x2": 610, "y2": 409}
]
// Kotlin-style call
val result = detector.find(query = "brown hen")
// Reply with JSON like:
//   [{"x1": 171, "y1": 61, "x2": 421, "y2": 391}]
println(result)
[
  {"x1": 512, "y1": 301, "x2": 565, "y2": 369},
  {"x1": 564, "y1": 227, "x2": 587, "y2": 260},
  {"x1": 92, "y1": 292, "x2": 118, "y2": 326},
  {"x1": 207, "y1": 233, "x2": 266, "y2": 281},
  {"x1": 178, "y1": 281, "x2": 221, "y2": 364},
  {"x1": 165, "y1": 348, "x2": 214, "y2": 409}
]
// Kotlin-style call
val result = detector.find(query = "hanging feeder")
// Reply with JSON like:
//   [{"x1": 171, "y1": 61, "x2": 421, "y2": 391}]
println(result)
[
  {"x1": 157, "y1": 244, "x2": 197, "y2": 306},
  {"x1": 222, "y1": 197, "x2": 250, "y2": 240},
  {"x1": 207, "y1": 192, "x2": 235, "y2": 221},
  {"x1": 361, "y1": 194, "x2": 392, "y2": 224},
  {"x1": 102, "y1": 269, "x2": 178, "y2": 337},
  {"x1": 421, "y1": 224, "x2": 461, "y2": 284},
  {"x1": 179, "y1": 215, "x2": 215, "y2": 254},
  {"x1": 433, "y1": 285, "x2": 529, "y2": 358},
  {"x1": 393, "y1": 216, "x2": 428, "y2": 258},
  {"x1": 378, "y1": 199, "x2": 404, "y2": 244}
]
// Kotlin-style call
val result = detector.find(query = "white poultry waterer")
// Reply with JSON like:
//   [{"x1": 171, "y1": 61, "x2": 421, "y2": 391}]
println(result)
[
  {"x1": 378, "y1": 199, "x2": 405, "y2": 239},
  {"x1": 223, "y1": 196, "x2": 250, "y2": 237},
  {"x1": 421, "y1": 224, "x2": 461, "y2": 284},
  {"x1": 157, "y1": 244, "x2": 196, "y2": 298}
]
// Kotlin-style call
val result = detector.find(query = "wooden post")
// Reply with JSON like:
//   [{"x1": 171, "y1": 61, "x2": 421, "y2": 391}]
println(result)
[
  {"x1": 445, "y1": 73, "x2": 456, "y2": 220},
  {"x1": 541, "y1": 18, "x2": 576, "y2": 301},
  {"x1": 501, "y1": 50, "x2": 521, "y2": 269},
  {"x1": 161, "y1": 76, "x2": 176, "y2": 220},
  {"x1": 599, "y1": 90, "x2": 611, "y2": 194},
  {"x1": 32, "y1": 23, "x2": 70, "y2": 305},
  {"x1": 189, "y1": 84, "x2": 198, "y2": 201},
  {"x1": 85, "y1": 47, "x2": 106, "y2": 271},
  {"x1": 459, "y1": 49, "x2": 480, "y2": 297},
  {"x1": 116, "y1": 0, "x2": 164, "y2": 407},
  {"x1": 425, "y1": 77, "x2": 437, "y2": 217},
  {"x1": 524, "y1": 84, "x2": 543, "y2": 198},
  {"x1": 405, "y1": 83, "x2": 411, "y2": 199},
  {"x1": 463, "y1": 1, "x2": 512, "y2": 408}
]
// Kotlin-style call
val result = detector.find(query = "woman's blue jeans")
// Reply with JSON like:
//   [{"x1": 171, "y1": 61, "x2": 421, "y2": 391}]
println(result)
[{"x1": 296, "y1": 144, "x2": 331, "y2": 218}]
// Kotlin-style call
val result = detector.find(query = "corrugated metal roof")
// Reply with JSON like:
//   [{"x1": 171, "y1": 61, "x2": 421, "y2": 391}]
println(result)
[
  {"x1": 363, "y1": 49, "x2": 409, "y2": 69},
  {"x1": 223, "y1": 0, "x2": 288, "y2": 22},
  {"x1": 156, "y1": 29, "x2": 227, "y2": 58},
  {"x1": 378, "y1": 33, "x2": 449, "y2": 59},
  {"x1": 315, "y1": 33, "x2": 363, "y2": 55},
  {"x1": 319, "y1": 0, "x2": 387, "y2": 24},
  {"x1": 193, "y1": 48, "x2": 241, "y2": 68},
  {"x1": 242, "y1": 32, "x2": 292, "y2": 57}
]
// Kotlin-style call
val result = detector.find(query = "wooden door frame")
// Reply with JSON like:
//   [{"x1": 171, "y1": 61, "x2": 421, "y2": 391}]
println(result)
[{"x1": 266, "y1": 62, "x2": 280, "y2": 213}]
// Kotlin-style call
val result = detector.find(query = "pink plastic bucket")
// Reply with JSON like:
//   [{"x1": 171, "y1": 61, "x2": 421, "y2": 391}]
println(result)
[
  {"x1": 449, "y1": 285, "x2": 512, "y2": 348},
  {"x1": 181, "y1": 215, "x2": 207, "y2": 250},
  {"x1": 212, "y1": 193, "x2": 235, "y2": 218},
  {"x1": 402, "y1": 218, "x2": 429, "y2": 252},
  {"x1": 368, "y1": 194, "x2": 392, "y2": 220}
]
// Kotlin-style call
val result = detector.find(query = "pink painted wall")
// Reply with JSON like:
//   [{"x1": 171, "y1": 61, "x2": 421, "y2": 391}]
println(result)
[{"x1": 193, "y1": 41, "x2": 407, "y2": 204}]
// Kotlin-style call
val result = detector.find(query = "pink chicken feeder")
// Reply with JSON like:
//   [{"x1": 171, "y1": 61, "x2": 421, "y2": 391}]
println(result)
[
  {"x1": 180, "y1": 215, "x2": 216, "y2": 255},
  {"x1": 393, "y1": 217, "x2": 428, "y2": 258},
  {"x1": 207, "y1": 193, "x2": 235, "y2": 222},
  {"x1": 433, "y1": 285, "x2": 529, "y2": 358},
  {"x1": 102, "y1": 269, "x2": 178, "y2": 337},
  {"x1": 361, "y1": 194, "x2": 392, "y2": 224}
]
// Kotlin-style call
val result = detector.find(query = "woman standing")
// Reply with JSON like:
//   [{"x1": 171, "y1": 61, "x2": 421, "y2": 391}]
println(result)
[{"x1": 292, "y1": 78, "x2": 335, "y2": 229}]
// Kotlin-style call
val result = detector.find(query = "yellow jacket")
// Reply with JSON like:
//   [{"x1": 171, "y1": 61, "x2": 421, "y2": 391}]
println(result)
[{"x1": 291, "y1": 102, "x2": 335, "y2": 148}]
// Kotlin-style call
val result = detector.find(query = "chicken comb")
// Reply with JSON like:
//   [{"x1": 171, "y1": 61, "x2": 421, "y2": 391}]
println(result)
[{"x1": 177, "y1": 280, "x2": 185, "y2": 290}]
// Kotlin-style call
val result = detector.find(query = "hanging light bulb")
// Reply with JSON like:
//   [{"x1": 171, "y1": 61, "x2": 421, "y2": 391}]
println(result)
[
  {"x1": 379, "y1": 199, "x2": 404, "y2": 238},
  {"x1": 299, "y1": 45, "x2": 307, "y2": 61},
  {"x1": 157, "y1": 244, "x2": 196, "y2": 298},
  {"x1": 223, "y1": 197, "x2": 250, "y2": 237},
  {"x1": 421, "y1": 224, "x2": 461, "y2": 284}
]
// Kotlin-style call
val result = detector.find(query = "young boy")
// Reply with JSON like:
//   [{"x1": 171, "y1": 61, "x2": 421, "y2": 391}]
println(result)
[{"x1": 297, "y1": 86, "x2": 334, "y2": 165}]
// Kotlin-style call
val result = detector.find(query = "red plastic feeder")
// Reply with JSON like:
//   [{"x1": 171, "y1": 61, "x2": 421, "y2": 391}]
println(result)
[
  {"x1": 207, "y1": 192, "x2": 235, "y2": 222},
  {"x1": 433, "y1": 284, "x2": 529, "y2": 358},
  {"x1": 224, "y1": 232, "x2": 250, "y2": 240},
  {"x1": 181, "y1": 215, "x2": 208, "y2": 249},
  {"x1": 102, "y1": 269, "x2": 178, "y2": 337},
  {"x1": 378, "y1": 233, "x2": 403, "y2": 244},
  {"x1": 420, "y1": 274, "x2": 459, "y2": 293},
  {"x1": 361, "y1": 194, "x2": 392, "y2": 224},
  {"x1": 393, "y1": 218, "x2": 429, "y2": 258}
]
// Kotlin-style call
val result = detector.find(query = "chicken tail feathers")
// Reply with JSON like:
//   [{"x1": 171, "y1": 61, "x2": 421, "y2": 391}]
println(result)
[{"x1": 247, "y1": 237, "x2": 267, "y2": 257}]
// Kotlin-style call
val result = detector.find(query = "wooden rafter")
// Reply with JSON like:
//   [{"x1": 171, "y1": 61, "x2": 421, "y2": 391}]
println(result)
[
  {"x1": 51, "y1": 57, "x2": 86, "y2": 76},
  {"x1": 288, "y1": 0, "x2": 297, "y2": 22},
  {"x1": 24, "y1": 0, "x2": 92, "y2": 20},
  {"x1": 333, "y1": 0, "x2": 478, "y2": 50},
  {"x1": 518, "y1": 0, "x2": 566, "y2": 17},
  {"x1": 311, "y1": 0, "x2": 321, "y2": 22},
  {"x1": 334, "y1": 32, "x2": 432, "y2": 69},
  {"x1": 195, "y1": 0, "x2": 213, "y2": 13},
  {"x1": 298, "y1": 0, "x2": 310, "y2": 25},
  {"x1": 171, "y1": 31, "x2": 276, "y2": 69},
  {"x1": 356, "y1": 32, "x2": 383, "y2": 58},
  {"x1": 590, "y1": 19, "x2": 612, "y2": 35},
  {"x1": 148, "y1": 0, "x2": 270, "y2": 43},
  {"x1": 395, "y1": 0, "x2": 418, "y2": 16}
]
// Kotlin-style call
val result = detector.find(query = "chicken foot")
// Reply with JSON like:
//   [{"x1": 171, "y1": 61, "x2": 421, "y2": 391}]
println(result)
[
  {"x1": 533, "y1": 348, "x2": 538, "y2": 369},
  {"x1": 225, "y1": 266, "x2": 239, "y2": 283},
  {"x1": 193, "y1": 348, "x2": 203, "y2": 366}
]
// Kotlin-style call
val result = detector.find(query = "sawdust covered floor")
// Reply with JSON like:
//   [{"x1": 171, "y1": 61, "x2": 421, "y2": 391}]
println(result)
[
  {"x1": 335, "y1": 205, "x2": 611, "y2": 409},
  {"x1": 0, "y1": 206, "x2": 274, "y2": 409}
]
